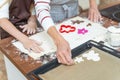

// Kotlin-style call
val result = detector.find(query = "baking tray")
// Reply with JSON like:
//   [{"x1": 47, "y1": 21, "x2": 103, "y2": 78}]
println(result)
[
  {"x1": 27, "y1": 40, "x2": 120, "y2": 80},
  {"x1": 100, "y1": 4, "x2": 120, "y2": 22}
]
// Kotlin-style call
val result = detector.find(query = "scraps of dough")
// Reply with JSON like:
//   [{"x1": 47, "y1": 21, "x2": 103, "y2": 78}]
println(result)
[{"x1": 71, "y1": 20, "x2": 84, "y2": 24}]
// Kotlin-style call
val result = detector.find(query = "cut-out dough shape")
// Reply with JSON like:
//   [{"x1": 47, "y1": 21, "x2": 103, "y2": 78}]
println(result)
[
  {"x1": 87, "y1": 23, "x2": 92, "y2": 27},
  {"x1": 74, "y1": 57, "x2": 84, "y2": 63},
  {"x1": 82, "y1": 50, "x2": 100, "y2": 61},
  {"x1": 71, "y1": 20, "x2": 84, "y2": 24}
]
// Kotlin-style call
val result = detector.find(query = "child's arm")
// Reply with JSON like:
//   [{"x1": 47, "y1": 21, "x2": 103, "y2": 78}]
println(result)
[
  {"x1": 0, "y1": 0, "x2": 42, "y2": 53},
  {"x1": 19, "y1": 4, "x2": 37, "y2": 34},
  {"x1": 0, "y1": 18, "x2": 42, "y2": 53}
]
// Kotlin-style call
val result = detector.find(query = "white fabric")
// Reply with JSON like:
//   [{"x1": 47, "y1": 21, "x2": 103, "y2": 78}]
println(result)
[{"x1": 0, "y1": 0, "x2": 9, "y2": 19}]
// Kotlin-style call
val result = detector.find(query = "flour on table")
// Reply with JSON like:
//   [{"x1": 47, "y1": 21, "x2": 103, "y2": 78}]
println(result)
[
  {"x1": 12, "y1": 32, "x2": 57, "y2": 59},
  {"x1": 12, "y1": 16, "x2": 106, "y2": 60},
  {"x1": 55, "y1": 16, "x2": 107, "y2": 49}
]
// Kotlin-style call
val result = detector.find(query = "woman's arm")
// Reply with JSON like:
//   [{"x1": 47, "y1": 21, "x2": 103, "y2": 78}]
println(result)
[
  {"x1": 88, "y1": 0, "x2": 102, "y2": 22},
  {"x1": 34, "y1": 0, "x2": 74, "y2": 65},
  {"x1": 47, "y1": 26, "x2": 74, "y2": 65}
]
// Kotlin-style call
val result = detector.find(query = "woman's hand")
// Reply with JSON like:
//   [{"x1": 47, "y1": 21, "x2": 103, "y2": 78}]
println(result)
[
  {"x1": 88, "y1": 0, "x2": 102, "y2": 22},
  {"x1": 88, "y1": 7, "x2": 102, "y2": 22},
  {"x1": 55, "y1": 37, "x2": 74, "y2": 65},
  {"x1": 48, "y1": 26, "x2": 74, "y2": 65}
]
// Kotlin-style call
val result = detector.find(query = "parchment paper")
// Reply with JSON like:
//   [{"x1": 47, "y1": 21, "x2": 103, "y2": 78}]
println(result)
[{"x1": 39, "y1": 47, "x2": 120, "y2": 80}]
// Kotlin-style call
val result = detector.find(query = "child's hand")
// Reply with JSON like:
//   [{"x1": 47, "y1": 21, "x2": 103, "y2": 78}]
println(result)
[{"x1": 19, "y1": 21, "x2": 37, "y2": 34}]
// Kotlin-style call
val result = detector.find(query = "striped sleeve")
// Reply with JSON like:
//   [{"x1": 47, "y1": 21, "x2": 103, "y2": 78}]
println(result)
[
  {"x1": 34, "y1": 0, "x2": 55, "y2": 31},
  {"x1": 0, "y1": 0, "x2": 9, "y2": 19}
]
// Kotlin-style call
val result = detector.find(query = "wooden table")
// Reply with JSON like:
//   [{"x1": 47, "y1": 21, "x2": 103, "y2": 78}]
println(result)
[
  {"x1": 0, "y1": 11, "x2": 118, "y2": 80},
  {"x1": 0, "y1": 37, "x2": 43, "y2": 80}
]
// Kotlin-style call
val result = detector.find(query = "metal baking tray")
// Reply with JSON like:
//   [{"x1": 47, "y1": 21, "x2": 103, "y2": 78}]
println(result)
[
  {"x1": 27, "y1": 40, "x2": 120, "y2": 80},
  {"x1": 100, "y1": 4, "x2": 120, "y2": 22}
]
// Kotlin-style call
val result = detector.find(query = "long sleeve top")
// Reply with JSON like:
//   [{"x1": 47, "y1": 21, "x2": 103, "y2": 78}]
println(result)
[{"x1": 34, "y1": 0, "x2": 54, "y2": 31}]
